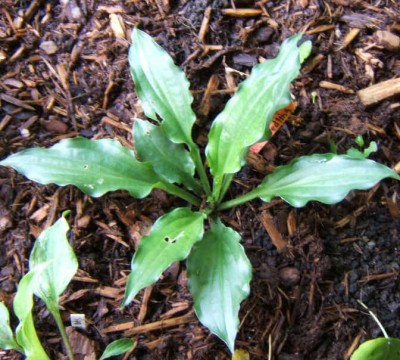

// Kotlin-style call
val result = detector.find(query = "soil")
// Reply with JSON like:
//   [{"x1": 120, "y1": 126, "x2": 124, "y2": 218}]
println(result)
[{"x1": 0, "y1": 1, "x2": 399, "y2": 359}]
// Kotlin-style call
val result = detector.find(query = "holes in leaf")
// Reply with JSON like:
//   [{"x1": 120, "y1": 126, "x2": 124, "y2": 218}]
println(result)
[
  {"x1": 83, "y1": 164, "x2": 89, "y2": 170},
  {"x1": 164, "y1": 236, "x2": 177, "y2": 244}
]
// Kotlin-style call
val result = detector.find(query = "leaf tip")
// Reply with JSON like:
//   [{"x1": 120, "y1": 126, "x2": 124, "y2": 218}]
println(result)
[{"x1": 121, "y1": 281, "x2": 138, "y2": 308}]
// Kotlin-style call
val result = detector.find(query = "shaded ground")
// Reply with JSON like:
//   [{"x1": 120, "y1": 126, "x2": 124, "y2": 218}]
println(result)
[{"x1": 0, "y1": 0, "x2": 399, "y2": 359}]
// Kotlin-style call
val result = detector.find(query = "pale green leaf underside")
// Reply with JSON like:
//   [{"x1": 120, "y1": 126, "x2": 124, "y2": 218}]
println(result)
[
  {"x1": 254, "y1": 154, "x2": 400, "y2": 207},
  {"x1": 129, "y1": 28, "x2": 196, "y2": 146},
  {"x1": 0, "y1": 302, "x2": 21, "y2": 352},
  {"x1": 0, "y1": 137, "x2": 159, "y2": 198},
  {"x1": 29, "y1": 211, "x2": 78, "y2": 309},
  {"x1": 133, "y1": 119, "x2": 200, "y2": 192},
  {"x1": 351, "y1": 338, "x2": 400, "y2": 360},
  {"x1": 187, "y1": 220, "x2": 252, "y2": 353},
  {"x1": 206, "y1": 34, "x2": 303, "y2": 179},
  {"x1": 123, "y1": 208, "x2": 206, "y2": 306},
  {"x1": 99, "y1": 338, "x2": 136, "y2": 360}
]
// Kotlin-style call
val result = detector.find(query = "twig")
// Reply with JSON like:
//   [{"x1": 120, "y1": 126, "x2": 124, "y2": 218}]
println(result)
[{"x1": 357, "y1": 78, "x2": 400, "y2": 107}]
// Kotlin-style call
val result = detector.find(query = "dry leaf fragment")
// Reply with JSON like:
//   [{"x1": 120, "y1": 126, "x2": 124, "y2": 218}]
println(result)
[
  {"x1": 336, "y1": 28, "x2": 360, "y2": 51},
  {"x1": 3, "y1": 78, "x2": 24, "y2": 88},
  {"x1": 298, "y1": 0, "x2": 309, "y2": 8},
  {"x1": 249, "y1": 101, "x2": 297, "y2": 154},
  {"x1": 109, "y1": 13, "x2": 126, "y2": 39},
  {"x1": 60, "y1": 0, "x2": 85, "y2": 22},
  {"x1": 340, "y1": 14, "x2": 380, "y2": 29},
  {"x1": 355, "y1": 48, "x2": 383, "y2": 68},
  {"x1": 259, "y1": 210, "x2": 287, "y2": 252},
  {"x1": 0, "y1": 49, "x2": 8, "y2": 63},
  {"x1": 66, "y1": 327, "x2": 97, "y2": 360},
  {"x1": 40, "y1": 40, "x2": 58, "y2": 55},
  {"x1": 374, "y1": 30, "x2": 400, "y2": 51},
  {"x1": 41, "y1": 117, "x2": 69, "y2": 134},
  {"x1": 332, "y1": 0, "x2": 350, "y2": 5}
]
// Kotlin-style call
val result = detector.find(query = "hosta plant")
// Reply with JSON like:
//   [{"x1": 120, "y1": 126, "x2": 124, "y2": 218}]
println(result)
[{"x1": 1, "y1": 29, "x2": 399, "y2": 353}]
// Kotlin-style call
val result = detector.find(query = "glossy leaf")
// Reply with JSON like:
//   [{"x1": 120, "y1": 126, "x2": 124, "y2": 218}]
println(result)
[
  {"x1": 129, "y1": 28, "x2": 196, "y2": 147},
  {"x1": 14, "y1": 269, "x2": 50, "y2": 360},
  {"x1": 29, "y1": 211, "x2": 78, "y2": 310},
  {"x1": 0, "y1": 137, "x2": 160, "y2": 198},
  {"x1": 123, "y1": 208, "x2": 206, "y2": 306},
  {"x1": 0, "y1": 302, "x2": 22, "y2": 352},
  {"x1": 133, "y1": 119, "x2": 201, "y2": 193},
  {"x1": 206, "y1": 34, "x2": 304, "y2": 185},
  {"x1": 351, "y1": 337, "x2": 400, "y2": 360},
  {"x1": 253, "y1": 154, "x2": 400, "y2": 207},
  {"x1": 99, "y1": 338, "x2": 136, "y2": 360},
  {"x1": 187, "y1": 220, "x2": 252, "y2": 353}
]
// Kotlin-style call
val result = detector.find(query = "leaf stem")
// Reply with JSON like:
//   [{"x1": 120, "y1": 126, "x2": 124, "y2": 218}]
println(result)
[
  {"x1": 219, "y1": 174, "x2": 234, "y2": 203},
  {"x1": 50, "y1": 306, "x2": 75, "y2": 360},
  {"x1": 157, "y1": 182, "x2": 201, "y2": 206},
  {"x1": 218, "y1": 188, "x2": 260, "y2": 211},
  {"x1": 357, "y1": 300, "x2": 389, "y2": 339},
  {"x1": 183, "y1": 176, "x2": 204, "y2": 197},
  {"x1": 189, "y1": 145, "x2": 211, "y2": 197}
]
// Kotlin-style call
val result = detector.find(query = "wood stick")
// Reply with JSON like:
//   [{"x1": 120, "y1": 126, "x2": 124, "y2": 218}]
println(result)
[
  {"x1": 198, "y1": 7, "x2": 212, "y2": 42},
  {"x1": 259, "y1": 210, "x2": 287, "y2": 252},
  {"x1": 319, "y1": 80, "x2": 354, "y2": 94},
  {"x1": 221, "y1": 9, "x2": 263, "y2": 17},
  {"x1": 305, "y1": 25, "x2": 336, "y2": 35},
  {"x1": 101, "y1": 311, "x2": 196, "y2": 335},
  {"x1": 124, "y1": 311, "x2": 196, "y2": 336},
  {"x1": 357, "y1": 78, "x2": 400, "y2": 107}
]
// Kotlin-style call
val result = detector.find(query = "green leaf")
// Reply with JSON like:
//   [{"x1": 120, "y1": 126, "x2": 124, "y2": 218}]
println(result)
[
  {"x1": 16, "y1": 312, "x2": 49, "y2": 360},
  {"x1": 351, "y1": 337, "x2": 400, "y2": 360},
  {"x1": 29, "y1": 211, "x2": 78, "y2": 311},
  {"x1": 129, "y1": 28, "x2": 196, "y2": 147},
  {"x1": 133, "y1": 119, "x2": 201, "y2": 193},
  {"x1": 13, "y1": 269, "x2": 50, "y2": 360},
  {"x1": 253, "y1": 154, "x2": 400, "y2": 207},
  {"x1": 0, "y1": 137, "x2": 160, "y2": 198},
  {"x1": 346, "y1": 141, "x2": 378, "y2": 159},
  {"x1": 355, "y1": 134, "x2": 365, "y2": 147},
  {"x1": 206, "y1": 34, "x2": 304, "y2": 192},
  {"x1": 123, "y1": 208, "x2": 206, "y2": 306},
  {"x1": 186, "y1": 220, "x2": 252, "y2": 353},
  {"x1": 99, "y1": 338, "x2": 136, "y2": 360},
  {"x1": 299, "y1": 40, "x2": 312, "y2": 63},
  {"x1": 0, "y1": 302, "x2": 22, "y2": 352}
]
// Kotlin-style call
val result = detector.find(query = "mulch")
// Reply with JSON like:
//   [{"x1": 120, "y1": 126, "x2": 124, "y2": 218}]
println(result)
[{"x1": 0, "y1": 1, "x2": 399, "y2": 359}]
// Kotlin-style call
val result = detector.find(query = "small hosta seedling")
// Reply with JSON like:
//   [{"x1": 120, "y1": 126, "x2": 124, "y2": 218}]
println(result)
[
  {"x1": 0, "y1": 213, "x2": 135, "y2": 360},
  {"x1": 1, "y1": 28, "x2": 399, "y2": 354},
  {"x1": 0, "y1": 212, "x2": 77, "y2": 360}
]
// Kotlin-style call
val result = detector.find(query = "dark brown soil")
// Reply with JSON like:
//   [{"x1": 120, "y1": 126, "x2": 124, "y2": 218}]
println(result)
[{"x1": 1, "y1": 1, "x2": 399, "y2": 359}]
